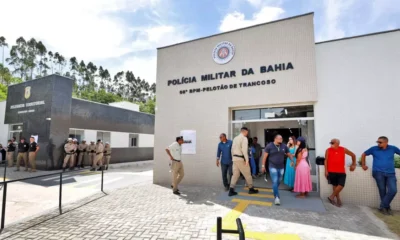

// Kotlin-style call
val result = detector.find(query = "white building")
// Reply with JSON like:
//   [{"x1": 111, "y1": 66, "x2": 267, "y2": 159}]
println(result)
[{"x1": 153, "y1": 13, "x2": 400, "y2": 208}]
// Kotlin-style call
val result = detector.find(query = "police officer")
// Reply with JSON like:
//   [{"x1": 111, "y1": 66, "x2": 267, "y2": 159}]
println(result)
[
  {"x1": 16, "y1": 137, "x2": 29, "y2": 171},
  {"x1": 88, "y1": 141, "x2": 96, "y2": 167},
  {"x1": 78, "y1": 140, "x2": 88, "y2": 168},
  {"x1": 72, "y1": 139, "x2": 78, "y2": 169},
  {"x1": 103, "y1": 142, "x2": 112, "y2": 170},
  {"x1": 28, "y1": 137, "x2": 39, "y2": 172},
  {"x1": 7, "y1": 139, "x2": 16, "y2": 168},
  {"x1": 91, "y1": 139, "x2": 104, "y2": 171},
  {"x1": 63, "y1": 138, "x2": 75, "y2": 171}
]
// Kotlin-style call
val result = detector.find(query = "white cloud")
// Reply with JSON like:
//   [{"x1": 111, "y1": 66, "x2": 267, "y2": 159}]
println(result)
[
  {"x1": 0, "y1": 0, "x2": 160, "y2": 62},
  {"x1": 130, "y1": 25, "x2": 189, "y2": 51},
  {"x1": 117, "y1": 56, "x2": 157, "y2": 84},
  {"x1": 246, "y1": 0, "x2": 283, "y2": 8},
  {"x1": 316, "y1": 0, "x2": 356, "y2": 41},
  {"x1": 219, "y1": 6, "x2": 285, "y2": 32}
]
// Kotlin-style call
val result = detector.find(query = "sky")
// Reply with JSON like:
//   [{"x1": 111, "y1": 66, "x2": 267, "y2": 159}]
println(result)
[{"x1": 0, "y1": 0, "x2": 399, "y2": 84}]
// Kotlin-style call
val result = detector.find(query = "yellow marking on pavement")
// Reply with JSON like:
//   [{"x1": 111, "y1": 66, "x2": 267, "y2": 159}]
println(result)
[
  {"x1": 244, "y1": 187, "x2": 273, "y2": 193},
  {"x1": 238, "y1": 192, "x2": 274, "y2": 199},
  {"x1": 1, "y1": 178, "x2": 9, "y2": 182},
  {"x1": 232, "y1": 198, "x2": 273, "y2": 206},
  {"x1": 212, "y1": 198, "x2": 300, "y2": 240}
]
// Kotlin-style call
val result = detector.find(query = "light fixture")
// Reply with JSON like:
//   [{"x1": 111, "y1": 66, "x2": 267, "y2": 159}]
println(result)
[{"x1": 46, "y1": 118, "x2": 51, "y2": 121}]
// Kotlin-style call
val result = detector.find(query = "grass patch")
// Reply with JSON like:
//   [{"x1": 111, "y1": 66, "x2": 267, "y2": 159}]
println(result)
[{"x1": 374, "y1": 209, "x2": 400, "y2": 236}]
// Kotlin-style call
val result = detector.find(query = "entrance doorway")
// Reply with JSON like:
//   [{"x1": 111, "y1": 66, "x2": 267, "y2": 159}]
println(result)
[
  {"x1": 9, "y1": 124, "x2": 23, "y2": 143},
  {"x1": 231, "y1": 105, "x2": 317, "y2": 191}
]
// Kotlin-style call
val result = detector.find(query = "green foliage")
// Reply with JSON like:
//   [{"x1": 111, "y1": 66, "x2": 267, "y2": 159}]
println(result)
[
  {"x1": 139, "y1": 97, "x2": 156, "y2": 115},
  {"x1": 0, "y1": 35, "x2": 157, "y2": 113}
]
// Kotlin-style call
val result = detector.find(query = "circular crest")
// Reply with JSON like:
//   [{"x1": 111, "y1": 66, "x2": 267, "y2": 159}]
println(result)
[{"x1": 212, "y1": 41, "x2": 235, "y2": 64}]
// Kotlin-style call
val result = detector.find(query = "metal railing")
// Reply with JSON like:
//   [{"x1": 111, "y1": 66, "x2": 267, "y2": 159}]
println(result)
[
  {"x1": 216, "y1": 217, "x2": 245, "y2": 240},
  {"x1": 0, "y1": 160, "x2": 106, "y2": 231}
]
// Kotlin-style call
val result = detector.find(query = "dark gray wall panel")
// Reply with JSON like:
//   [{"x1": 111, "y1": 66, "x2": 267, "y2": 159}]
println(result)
[
  {"x1": 107, "y1": 147, "x2": 154, "y2": 163},
  {"x1": 70, "y1": 99, "x2": 154, "y2": 134}
]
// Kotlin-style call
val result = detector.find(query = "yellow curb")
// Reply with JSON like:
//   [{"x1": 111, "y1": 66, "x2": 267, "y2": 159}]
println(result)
[
  {"x1": 244, "y1": 187, "x2": 273, "y2": 193},
  {"x1": 238, "y1": 192, "x2": 274, "y2": 199}
]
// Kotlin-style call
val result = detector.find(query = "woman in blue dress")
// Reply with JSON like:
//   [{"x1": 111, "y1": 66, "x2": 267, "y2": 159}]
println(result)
[{"x1": 284, "y1": 136, "x2": 297, "y2": 190}]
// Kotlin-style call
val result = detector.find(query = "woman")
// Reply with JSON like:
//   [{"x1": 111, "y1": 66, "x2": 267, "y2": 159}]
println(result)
[
  {"x1": 248, "y1": 138, "x2": 257, "y2": 178},
  {"x1": 283, "y1": 136, "x2": 297, "y2": 190},
  {"x1": 293, "y1": 137, "x2": 312, "y2": 198}
]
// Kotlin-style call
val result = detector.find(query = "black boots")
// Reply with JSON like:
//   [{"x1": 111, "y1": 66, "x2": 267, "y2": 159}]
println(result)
[
  {"x1": 248, "y1": 187, "x2": 259, "y2": 194},
  {"x1": 228, "y1": 188, "x2": 238, "y2": 196}
]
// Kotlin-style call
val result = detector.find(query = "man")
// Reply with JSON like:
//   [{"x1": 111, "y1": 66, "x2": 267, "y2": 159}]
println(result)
[
  {"x1": 88, "y1": 141, "x2": 96, "y2": 167},
  {"x1": 77, "y1": 140, "x2": 88, "y2": 168},
  {"x1": 325, "y1": 138, "x2": 356, "y2": 207},
  {"x1": 253, "y1": 137, "x2": 263, "y2": 176},
  {"x1": 6, "y1": 139, "x2": 16, "y2": 168},
  {"x1": 72, "y1": 139, "x2": 78, "y2": 169},
  {"x1": 63, "y1": 138, "x2": 76, "y2": 171},
  {"x1": 262, "y1": 134, "x2": 293, "y2": 205},
  {"x1": 166, "y1": 136, "x2": 184, "y2": 195},
  {"x1": 229, "y1": 127, "x2": 259, "y2": 196},
  {"x1": 216, "y1": 133, "x2": 233, "y2": 191},
  {"x1": 16, "y1": 138, "x2": 29, "y2": 171},
  {"x1": 103, "y1": 142, "x2": 112, "y2": 170},
  {"x1": 361, "y1": 136, "x2": 400, "y2": 215},
  {"x1": 28, "y1": 137, "x2": 40, "y2": 172},
  {"x1": 91, "y1": 139, "x2": 104, "y2": 171}
]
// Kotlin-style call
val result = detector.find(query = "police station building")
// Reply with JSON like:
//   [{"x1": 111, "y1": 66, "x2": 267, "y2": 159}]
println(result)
[
  {"x1": 0, "y1": 75, "x2": 155, "y2": 170},
  {"x1": 153, "y1": 13, "x2": 400, "y2": 207}
]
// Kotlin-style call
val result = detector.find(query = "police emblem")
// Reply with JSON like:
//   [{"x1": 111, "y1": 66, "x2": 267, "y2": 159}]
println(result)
[
  {"x1": 212, "y1": 41, "x2": 235, "y2": 64},
  {"x1": 24, "y1": 86, "x2": 31, "y2": 99}
]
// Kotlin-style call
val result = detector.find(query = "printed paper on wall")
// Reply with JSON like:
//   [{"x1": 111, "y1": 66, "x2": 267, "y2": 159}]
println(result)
[{"x1": 180, "y1": 130, "x2": 196, "y2": 154}]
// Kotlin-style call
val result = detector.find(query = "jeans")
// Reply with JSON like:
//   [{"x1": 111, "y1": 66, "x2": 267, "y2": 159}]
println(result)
[
  {"x1": 269, "y1": 167, "x2": 284, "y2": 198},
  {"x1": 254, "y1": 157, "x2": 260, "y2": 174},
  {"x1": 249, "y1": 157, "x2": 256, "y2": 175},
  {"x1": 221, "y1": 163, "x2": 233, "y2": 188},
  {"x1": 372, "y1": 171, "x2": 397, "y2": 209}
]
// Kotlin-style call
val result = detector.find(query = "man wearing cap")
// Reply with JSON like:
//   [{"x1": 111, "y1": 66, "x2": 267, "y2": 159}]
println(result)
[
  {"x1": 16, "y1": 137, "x2": 29, "y2": 171},
  {"x1": 6, "y1": 139, "x2": 16, "y2": 168},
  {"x1": 166, "y1": 136, "x2": 184, "y2": 195},
  {"x1": 72, "y1": 139, "x2": 78, "y2": 169},
  {"x1": 103, "y1": 142, "x2": 112, "y2": 170},
  {"x1": 28, "y1": 136, "x2": 39, "y2": 172},
  {"x1": 88, "y1": 141, "x2": 96, "y2": 167},
  {"x1": 91, "y1": 139, "x2": 104, "y2": 171},
  {"x1": 78, "y1": 140, "x2": 88, "y2": 168},
  {"x1": 63, "y1": 138, "x2": 76, "y2": 171},
  {"x1": 229, "y1": 127, "x2": 259, "y2": 196}
]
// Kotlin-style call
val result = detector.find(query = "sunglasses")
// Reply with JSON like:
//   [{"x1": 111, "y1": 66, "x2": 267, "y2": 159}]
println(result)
[
  {"x1": 329, "y1": 142, "x2": 334, "y2": 145},
  {"x1": 376, "y1": 141, "x2": 383, "y2": 144}
]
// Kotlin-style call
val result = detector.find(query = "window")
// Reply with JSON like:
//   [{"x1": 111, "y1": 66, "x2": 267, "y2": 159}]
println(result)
[
  {"x1": 233, "y1": 105, "x2": 314, "y2": 120},
  {"x1": 97, "y1": 131, "x2": 111, "y2": 144},
  {"x1": 69, "y1": 129, "x2": 84, "y2": 142},
  {"x1": 11, "y1": 124, "x2": 23, "y2": 131},
  {"x1": 129, "y1": 134, "x2": 139, "y2": 147}
]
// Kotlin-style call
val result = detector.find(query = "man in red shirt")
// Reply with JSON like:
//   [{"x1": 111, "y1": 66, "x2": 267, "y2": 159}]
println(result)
[{"x1": 325, "y1": 138, "x2": 356, "y2": 207}]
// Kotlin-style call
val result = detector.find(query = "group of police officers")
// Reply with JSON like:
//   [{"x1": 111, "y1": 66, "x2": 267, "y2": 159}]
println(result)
[{"x1": 4, "y1": 137, "x2": 112, "y2": 172}]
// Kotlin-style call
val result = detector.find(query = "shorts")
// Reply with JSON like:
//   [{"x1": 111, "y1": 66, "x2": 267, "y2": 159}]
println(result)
[{"x1": 328, "y1": 172, "x2": 346, "y2": 187}]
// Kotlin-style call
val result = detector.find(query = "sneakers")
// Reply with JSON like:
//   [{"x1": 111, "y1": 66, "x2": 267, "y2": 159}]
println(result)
[
  {"x1": 264, "y1": 175, "x2": 268, "y2": 182},
  {"x1": 228, "y1": 188, "x2": 238, "y2": 197},
  {"x1": 248, "y1": 187, "x2": 259, "y2": 194},
  {"x1": 173, "y1": 190, "x2": 181, "y2": 195},
  {"x1": 224, "y1": 186, "x2": 229, "y2": 192},
  {"x1": 274, "y1": 197, "x2": 281, "y2": 205}
]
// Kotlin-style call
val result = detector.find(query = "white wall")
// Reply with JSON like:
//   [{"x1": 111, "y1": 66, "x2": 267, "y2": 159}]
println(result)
[
  {"x1": 84, "y1": 130, "x2": 97, "y2": 143},
  {"x1": 138, "y1": 134, "x2": 154, "y2": 147},
  {"x1": 111, "y1": 132, "x2": 130, "y2": 148},
  {"x1": 0, "y1": 101, "x2": 8, "y2": 146},
  {"x1": 314, "y1": 31, "x2": 400, "y2": 164}
]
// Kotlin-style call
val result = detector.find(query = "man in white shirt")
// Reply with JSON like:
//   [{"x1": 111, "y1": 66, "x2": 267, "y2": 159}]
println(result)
[{"x1": 166, "y1": 136, "x2": 184, "y2": 195}]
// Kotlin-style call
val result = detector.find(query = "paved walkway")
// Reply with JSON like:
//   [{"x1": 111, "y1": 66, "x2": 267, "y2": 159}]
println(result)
[{"x1": 0, "y1": 183, "x2": 397, "y2": 240}]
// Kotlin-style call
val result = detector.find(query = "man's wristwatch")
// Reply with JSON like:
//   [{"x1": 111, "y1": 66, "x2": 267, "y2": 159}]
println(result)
[{"x1": 262, "y1": 165, "x2": 265, "y2": 168}]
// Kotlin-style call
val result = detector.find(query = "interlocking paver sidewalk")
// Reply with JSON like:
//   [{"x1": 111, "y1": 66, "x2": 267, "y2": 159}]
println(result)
[{"x1": 0, "y1": 183, "x2": 397, "y2": 240}]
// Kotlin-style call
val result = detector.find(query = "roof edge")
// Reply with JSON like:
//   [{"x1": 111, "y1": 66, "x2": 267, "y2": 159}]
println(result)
[
  {"x1": 157, "y1": 12, "x2": 314, "y2": 50},
  {"x1": 316, "y1": 29, "x2": 400, "y2": 45}
]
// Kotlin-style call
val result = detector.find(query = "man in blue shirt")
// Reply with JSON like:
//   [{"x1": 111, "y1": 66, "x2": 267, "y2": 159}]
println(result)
[
  {"x1": 216, "y1": 133, "x2": 233, "y2": 191},
  {"x1": 361, "y1": 136, "x2": 400, "y2": 215}
]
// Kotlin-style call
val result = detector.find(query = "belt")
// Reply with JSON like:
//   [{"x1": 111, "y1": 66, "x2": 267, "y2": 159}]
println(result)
[
  {"x1": 66, "y1": 153, "x2": 73, "y2": 155},
  {"x1": 233, "y1": 155, "x2": 244, "y2": 159},
  {"x1": 172, "y1": 159, "x2": 181, "y2": 162}
]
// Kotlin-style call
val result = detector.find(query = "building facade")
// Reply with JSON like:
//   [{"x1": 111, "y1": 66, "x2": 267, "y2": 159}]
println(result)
[
  {"x1": 153, "y1": 11, "x2": 400, "y2": 202},
  {"x1": 2, "y1": 75, "x2": 154, "y2": 170}
]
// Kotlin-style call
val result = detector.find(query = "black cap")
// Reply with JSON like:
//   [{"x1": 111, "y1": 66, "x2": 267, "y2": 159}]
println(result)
[{"x1": 97, "y1": 139, "x2": 101, "y2": 142}]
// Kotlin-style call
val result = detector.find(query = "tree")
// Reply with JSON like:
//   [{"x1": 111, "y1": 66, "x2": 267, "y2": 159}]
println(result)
[
  {"x1": 139, "y1": 96, "x2": 156, "y2": 114},
  {"x1": 36, "y1": 41, "x2": 48, "y2": 77},
  {"x1": 0, "y1": 36, "x2": 8, "y2": 81},
  {"x1": 27, "y1": 38, "x2": 38, "y2": 80}
]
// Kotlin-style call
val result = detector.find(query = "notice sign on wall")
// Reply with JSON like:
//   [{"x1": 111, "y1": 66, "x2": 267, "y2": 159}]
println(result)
[{"x1": 180, "y1": 130, "x2": 196, "y2": 154}]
